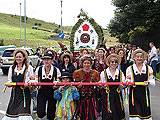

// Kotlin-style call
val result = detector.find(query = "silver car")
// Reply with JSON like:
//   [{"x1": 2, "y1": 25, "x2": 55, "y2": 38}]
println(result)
[{"x1": 0, "y1": 47, "x2": 39, "y2": 74}]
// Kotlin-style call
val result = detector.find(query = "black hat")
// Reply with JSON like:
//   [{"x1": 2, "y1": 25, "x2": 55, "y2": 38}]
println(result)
[
  {"x1": 42, "y1": 51, "x2": 53, "y2": 59},
  {"x1": 59, "y1": 72, "x2": 72, "y2": 80}
]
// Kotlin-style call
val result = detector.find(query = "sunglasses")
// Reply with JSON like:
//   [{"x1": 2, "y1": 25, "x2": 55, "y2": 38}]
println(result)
[{"x1": 110, "y1": 60, "x2": 118, "y2": 64}]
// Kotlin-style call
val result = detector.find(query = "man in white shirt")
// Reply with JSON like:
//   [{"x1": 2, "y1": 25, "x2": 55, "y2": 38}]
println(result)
[{"x1": 149, "y1": 42, "x2": 158, "y2": 77}]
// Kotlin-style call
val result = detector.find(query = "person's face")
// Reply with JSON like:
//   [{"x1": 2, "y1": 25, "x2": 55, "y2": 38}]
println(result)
[
  {"x1": 64, "y1": 56, "x2": 70, "y2": 63},
  {"x1": 127, "y1": 44, "x2": 131, "y2": 49},
  {"x1": 62, "y1": 77, "x2": 70, "y2": 82},
  {"x1": 82, "y1": 59, "x2": 91, "y2": 70},
  {"x1": 109, "y1": 57, "x2": 118, "y2": 69},
  {"x1": 118, "y1": 50, "x2": 124, "y2": 58},
  {"x1": 98, "y1": 49, "x2": 105, "y2": 58},
  {"x1": 132, "y1": 47, "x2": 137, "y2": 51},
  {"x1": 149, "y1": 43, "x2": 153, "y2": 48},
  {"x1": 82, "y1": 50, "x2": 88, "y2": 56},
  {"x1": 134, "y1": 53, "x2": 144, "y2": 64},
  {"x1": 15, "y1": 52, "x2": 25, "y2": 64},
  {"x1": 43, "y1": 58, "x2": 53, "y2": 67},
  {"x1": 110, "y1": 48, "x2": 115, "y2": 53}
]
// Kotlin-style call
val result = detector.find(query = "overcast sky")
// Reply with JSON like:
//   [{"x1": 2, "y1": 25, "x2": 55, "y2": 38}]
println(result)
[{"x1": 0, "y1": 0, "x2": 115, "y2": 28}]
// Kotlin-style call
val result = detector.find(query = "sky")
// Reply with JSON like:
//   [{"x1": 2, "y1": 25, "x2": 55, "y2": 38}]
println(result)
[{"x1": 0, "y1": 0, "x2": 115, "y2": 28}]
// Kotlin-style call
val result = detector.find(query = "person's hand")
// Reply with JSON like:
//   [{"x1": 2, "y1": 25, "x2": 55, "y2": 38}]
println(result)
[
  {"x1": 29, "y1": 75, "x2": 35, "y2": 80},
  {"x1": 28, "y1": 80, "x2": 38, "y2": 86},
  {"x1": 77, "y1": 82, "x2": 82, "y2": 88},
  {"x1": 5, "y1": 82, "x2": 13, "y2": 87},
  {"x1": 144, "y1": 81, "x2": 149, "y2": 86},
  {"x1": 119, "y1": 85, "x2": 125, "y2": 90},
  {"x1": 53, "y1": 81, "x2": 59, "y2": 89},
  {"x1": 59, "y1": 86, "x2": 64, "y2": 92}
]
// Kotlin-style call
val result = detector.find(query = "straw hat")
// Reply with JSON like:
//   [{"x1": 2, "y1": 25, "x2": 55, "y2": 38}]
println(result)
[
  {"x1": 80, "y1": 48, "x2": 89, "y2": 54},
  {"x1": 80, "y1": 54, "x2": 93, "y2": 63},
  {"x1": 13, "y1": 49, "x2": 28, "y2": 60},
  {"x1": 105, "y1": 53, "x2": 121, "y2": 66},
  {"x1": 132, "y1": 49, "x2": 147, "y2": 59},
  {"x1": 60, "y1": 52, "x2": 73, "y2": 62},
  {"x1": 97, "y1": 47, "x2": 106, "y2": 53}
]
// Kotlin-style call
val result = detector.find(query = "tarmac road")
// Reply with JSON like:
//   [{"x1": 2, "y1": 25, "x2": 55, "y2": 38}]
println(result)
[{"x1": 0, "y1": 68, "x2": 160, "y2": 120}]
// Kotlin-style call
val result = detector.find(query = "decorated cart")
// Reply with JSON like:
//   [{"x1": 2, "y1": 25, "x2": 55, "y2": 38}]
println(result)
[{"x1": 70, "y1": 9, "x2": 104, "y2": 57}]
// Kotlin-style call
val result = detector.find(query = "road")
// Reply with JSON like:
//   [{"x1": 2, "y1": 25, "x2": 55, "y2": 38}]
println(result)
[{"x1": 0, "y1": 68, "x2": 160, "y2": 119}]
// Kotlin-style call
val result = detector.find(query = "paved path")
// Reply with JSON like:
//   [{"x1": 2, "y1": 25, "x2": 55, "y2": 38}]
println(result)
[{"x1": 0, "y1": 68, "x2": 160, "y2": 119}]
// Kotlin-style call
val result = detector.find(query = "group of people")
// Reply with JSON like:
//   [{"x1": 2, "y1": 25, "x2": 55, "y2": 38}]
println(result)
[{"x1": 2, "y1": 42, "x2": 157, "y2": 120}]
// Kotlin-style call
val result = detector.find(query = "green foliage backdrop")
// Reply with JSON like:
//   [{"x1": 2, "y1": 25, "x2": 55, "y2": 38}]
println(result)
[{"x1": 108, "y1": 0, "x2": 160, "y2": 50}]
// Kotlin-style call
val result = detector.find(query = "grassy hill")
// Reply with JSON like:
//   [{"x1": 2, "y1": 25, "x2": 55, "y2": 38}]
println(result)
[
  {"x1": 0, "y1": 12, "x2": 118, "y2": 50},
  {"x1": 0, "y1": 13, "x2": 70, "y2": 51},
  {"x1": 0, "y1": 13, "x2": 58, "y2": 29},
  {"x1": 103, "y1": 29, "x2": 119, "y2": 47}
]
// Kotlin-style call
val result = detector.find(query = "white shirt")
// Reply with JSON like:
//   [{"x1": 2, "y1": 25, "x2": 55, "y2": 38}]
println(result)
[
  {"x1": 149, "y1": 46, "x2": 158, "y2": 62},
  {"x1": 100, "y1": 68, "x2": 125, "y2": 83},
  {"x1": 35, "y1": 65, "x2": 61, "y2": 81},
  {"x1": 8, "y1": 65, "x2": 34, "y2": 82},
  {"x1": 126, "y1": 63, "x2": 155, "y2": 86}
]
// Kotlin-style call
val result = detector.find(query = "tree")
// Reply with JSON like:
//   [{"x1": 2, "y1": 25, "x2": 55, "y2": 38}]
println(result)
[
  {"x1": 38, "y1": 23, "x2": 42, "y2": 26},
  {"x1": 108, "y1": 0, "x2": 160, "y2": 50},
  {"x1": 34, "y1": 23, "x2": 37, "y2": 26},
  {"x1": 0, "y1": 39, "x2": 4, "y2": 46},
  {"x1": 21, "y1": 16, "x2": 28, "y2": 22}
]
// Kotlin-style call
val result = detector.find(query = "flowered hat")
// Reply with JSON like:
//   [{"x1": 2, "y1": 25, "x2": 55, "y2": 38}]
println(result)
[
  {"x1": 80, "y1": 54, "x2": 93, "y2": 65},
  {"x1": 132, "y1": 49, "x2": 147, "y2": 59},
  {"x1": 97, "y1": 47, "x2": 106, "y2": 53},
  {"x1": 13, "y1": 49, "x2": 28, "y2": 60},
  {"x1": 60, "y1": 52, "x2": 73, "y2": 62},
  {"x1": 80, "y1": 48, "x2": 89, "y2": 54},
  {"x1": 105, "y1": 53, "x2": 121, "y2": 66}
]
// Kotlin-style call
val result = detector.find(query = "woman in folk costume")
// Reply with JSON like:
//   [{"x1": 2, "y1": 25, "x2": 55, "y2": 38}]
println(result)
[
  {"x1": 126, "y1": 49, "x2": 155, "y2": 120},
  {"x1": 92, "y1": 47, "x2": 107, "y2": 73},
  {"x1": 72, "y1": 55, "x2": 100, "y2": 120},
  {"x1": 35, "y1": 51, "x2": 61, "y2": 120},
  {"x1": 73, "y1": 48, "x2": 90, "y2": 69},
  {"x1": 92, "y1": 47, "x2": 108, "y2": 116},
  {"x1": 54, "y1": 72, "x2": 80, "y2": 120},
  {"x1": 116, "y1": 48, "x2": 127, "y2": 76},
  {"x1": 58, "y1": 52, "x2": 75, "y2": 76},
  {"x1": 100, "y1": 54, "x2": 125, "y2": 120},
  {"x1": 2, "y1": 49, "x2": 34, "y2": 120}
]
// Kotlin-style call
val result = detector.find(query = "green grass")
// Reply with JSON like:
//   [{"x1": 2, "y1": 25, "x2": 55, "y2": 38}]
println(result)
[
  {"x1": 0, "y1": 12, "x2": 118, "y2": 50},
  {"x1": 157, "y1": 72, "x2": 160, "y2": 80},
  {"x1": 3, "y1": 39, "x2": 69, "y2": 52},
  {"x1": 0, "y1": 13, "x2": 71, "y2": 50},
  {"x1": 0, "y1": 21, "x2": 67, "y2": 50},
  {"x1": 0, "y1": 13, "x2": 58, "y2": 30},
  {"x1": 0, "y1": 23, "x2": 49, "y2": 40},
  {"x1": 0, "y1": 13, "x2": 57, "y2": 41}
]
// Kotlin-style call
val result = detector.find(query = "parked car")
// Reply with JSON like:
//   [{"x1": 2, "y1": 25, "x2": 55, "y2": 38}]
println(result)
[
  {"x1": 0, "y1": 47, "x2": 39, "y2": 74},
  {"x1": 0, "y1": 45, "x2": 16, "y2": 56}
]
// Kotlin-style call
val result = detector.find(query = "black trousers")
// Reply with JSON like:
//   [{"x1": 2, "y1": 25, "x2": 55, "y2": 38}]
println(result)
[{"x1": 37, "y1": 88, "x2": 56, "y2": 120}]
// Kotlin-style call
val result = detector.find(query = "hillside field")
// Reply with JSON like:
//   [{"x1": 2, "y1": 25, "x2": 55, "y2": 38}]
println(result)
[{"x1": 0, "y1": 13, "x2": 118, "y2": 51}]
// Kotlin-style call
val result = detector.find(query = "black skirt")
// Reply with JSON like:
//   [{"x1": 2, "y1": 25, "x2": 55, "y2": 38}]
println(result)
[{"x1": 6, "y1": 87, "x2": 31, "y2": 117}]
